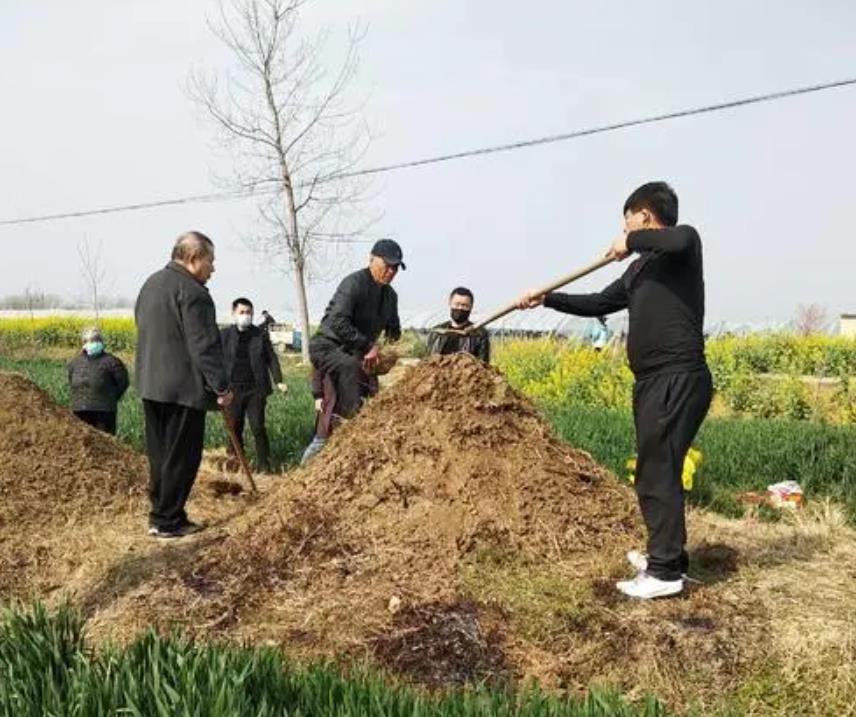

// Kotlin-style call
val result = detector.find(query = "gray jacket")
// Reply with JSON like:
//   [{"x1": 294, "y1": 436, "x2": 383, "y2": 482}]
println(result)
[
  {"x1": 134, "y1": 262, "x2": 229, "y2": 410},
  {"x1": 67, "y1": 351, "x2": 129, "y2": 412}
]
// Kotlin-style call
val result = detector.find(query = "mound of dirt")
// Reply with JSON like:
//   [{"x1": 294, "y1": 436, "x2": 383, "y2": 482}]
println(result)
[
  {"x1": 91, "y1": 354, "x2": 641, "y2": 679},
  {"x1": 13, "y1": 356, "x2": 848, "y2": 712},
  {"x1": 0, "y1": 371, "x2": 146, "y2": 596}
]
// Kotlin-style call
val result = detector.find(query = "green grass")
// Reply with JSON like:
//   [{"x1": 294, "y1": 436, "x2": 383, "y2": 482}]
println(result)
[
  {"x1": 549, "y1": 404, "x2": 856, "y2": 521},
  {"x1": 0, "y1": 355, "x2": 316, "y2": 470},
  {"x1": 0, "y1": 603, "x2": 668, "y2": 716}
]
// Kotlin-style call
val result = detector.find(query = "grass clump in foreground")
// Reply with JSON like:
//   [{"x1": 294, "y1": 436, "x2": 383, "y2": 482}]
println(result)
[{"x1": 0, "y1": 603, "x2": 668, "y2": 717}]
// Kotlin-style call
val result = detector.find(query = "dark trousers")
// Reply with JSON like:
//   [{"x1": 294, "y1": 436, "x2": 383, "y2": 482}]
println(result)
[
  {"x1": 633, "y1": 367, "x2": 713, "y2": 581},
  {"x1": 225, "y1": 384, "x2": 271, "y2": 471},
  {"x1": 143, "y1": 400, "x2": 206, "y2": 530},
  {"x1": 309, "y1": 338, "x2": 365, "y2": 418},
  {"x1": 74, "y1": 410, "x2": 117, "y2": 435}
]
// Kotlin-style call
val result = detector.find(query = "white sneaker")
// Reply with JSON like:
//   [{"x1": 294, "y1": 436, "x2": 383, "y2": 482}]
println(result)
[
  {"x1": 627, "y1": 550, "x2": 697, "y2": 583},
  {"x1": 616, "y1": 571, "x2": 683, "y2": 599}
]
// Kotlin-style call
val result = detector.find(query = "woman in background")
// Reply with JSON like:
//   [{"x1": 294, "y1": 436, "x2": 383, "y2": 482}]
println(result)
[{"x1": 67, "y1": 326, "x2": 129, "y2": 435}]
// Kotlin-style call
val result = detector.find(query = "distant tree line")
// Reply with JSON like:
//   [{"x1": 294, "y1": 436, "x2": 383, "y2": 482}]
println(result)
[{"x1": 0, "y1": 289, "x2": 133, "y2": 311}]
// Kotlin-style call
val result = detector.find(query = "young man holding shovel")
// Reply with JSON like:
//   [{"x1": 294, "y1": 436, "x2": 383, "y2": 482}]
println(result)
[{"x1": 517, "y1": 182, "x2": 712, "y2": 599}]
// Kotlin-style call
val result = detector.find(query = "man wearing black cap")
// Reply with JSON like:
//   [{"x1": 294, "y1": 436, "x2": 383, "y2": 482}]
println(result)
[{"x1": 308, "y1": 239, "x2": 404, "y2": 420}]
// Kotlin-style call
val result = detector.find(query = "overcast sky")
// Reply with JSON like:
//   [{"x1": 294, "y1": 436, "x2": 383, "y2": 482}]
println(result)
[{"x1": 1, "y1": 0, "x2": 854, "y2": 326}]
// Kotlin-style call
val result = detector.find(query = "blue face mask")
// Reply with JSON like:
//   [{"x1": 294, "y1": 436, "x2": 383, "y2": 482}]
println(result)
[{"x1": 84, "y1": 341, "x2": 104, "y2": 357}]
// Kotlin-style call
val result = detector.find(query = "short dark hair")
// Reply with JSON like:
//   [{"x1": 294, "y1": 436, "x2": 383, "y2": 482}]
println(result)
[
  {"x1": 232, "y1": 297, "x2": 253, "y2": 311},
  {"x1": 623, "y1": 182, "x2": 678, "y2": 227},
  {"x1": 449, "y1": 286, "x2": 474, "y2": 302}
]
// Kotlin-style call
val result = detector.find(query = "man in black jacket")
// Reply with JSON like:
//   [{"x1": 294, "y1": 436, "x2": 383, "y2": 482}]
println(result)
[
  {"x1": 308, "y1": 239, "x2": 403, "y2": 420},
  {"x1": 67, "y1": 326, "x2": 129, "y2": 435},
  {"x1": 135, "y1": 231, "x2": 233, "y2": 539},
  {"x1": 220, "y1": 297, "x2": 285, "y2": 472},
  {"x1": 517, "y1": 182, "x2": 712, "y2": 600},
  {"x1": 426, "y1": 286, "x2": 490, "y2": 363}
]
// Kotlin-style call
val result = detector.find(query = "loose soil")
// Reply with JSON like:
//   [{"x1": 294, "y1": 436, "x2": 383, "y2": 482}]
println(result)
[{"x1": 2, "y1": 358, "x2": 855, "y2": 715}]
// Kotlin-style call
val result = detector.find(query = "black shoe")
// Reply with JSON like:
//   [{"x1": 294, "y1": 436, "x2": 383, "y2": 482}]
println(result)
[
  {"x1": 179, "y1": 520, "x2": 205, "y2": 535},
  {"x1": 149, "y1": 521, "x2": 205, "y2": 539}
]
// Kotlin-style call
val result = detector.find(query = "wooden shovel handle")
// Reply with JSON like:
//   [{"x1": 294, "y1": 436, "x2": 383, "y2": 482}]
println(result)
[
  {"x1": 222, "y1": 409, "x2": 258, "y2": 493},
  {"x1": 468, "y1": 255, "x2": 615, "y2": 333}
]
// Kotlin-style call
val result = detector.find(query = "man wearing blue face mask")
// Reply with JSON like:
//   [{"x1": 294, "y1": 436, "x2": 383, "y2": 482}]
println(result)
[
  {"x1": 67, "y1": 326, "x2": 130, "y2": 435},
  {"x1": 220, "y1": 297, "x2": 286, "y2": 473}
]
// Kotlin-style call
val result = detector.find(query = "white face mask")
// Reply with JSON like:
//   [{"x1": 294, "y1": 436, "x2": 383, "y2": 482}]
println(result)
[{"x1": 235, "y1": 314, "x2": 253, "y2": 330}]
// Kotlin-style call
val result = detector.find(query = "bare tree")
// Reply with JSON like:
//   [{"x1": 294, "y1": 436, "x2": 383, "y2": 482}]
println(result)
[
  {"x1": 78, "y1": 238, "x2": 107, "y2": 322},
  {"x1": 191, "y1": 0, "x2": 373, "y2": 362},
  {"x1": 22, "y1": 285, "x2": 40, "y2": 357},
  {"x1": 793, "y1": 303, "x2": 828, "y2": 336},
  {"x1": 23, "y1": 285, "x2": 44, "y2": 319}
]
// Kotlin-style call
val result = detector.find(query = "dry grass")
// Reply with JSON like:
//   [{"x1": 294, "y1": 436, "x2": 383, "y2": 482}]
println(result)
[
  {"x1": 691, "y1": 502, "x2": 856, "y2": 716},
  {"x1": 72, "y1": 488, "x2": 856, "y2": 715},
  {"x1": 10, "y1": 466, "x2": 856, "y2": 715},
  {"x1": 457, "y1": 502, "x2": 856, "y2": 716},
  {"x1": 4, "y1": 363, "x2": 856, "y2": 715}
]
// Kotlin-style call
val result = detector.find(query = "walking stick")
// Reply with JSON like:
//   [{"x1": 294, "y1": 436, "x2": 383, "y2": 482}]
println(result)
[{"x1": 221, "y1": 409, "x2": 258, "y2": 494}]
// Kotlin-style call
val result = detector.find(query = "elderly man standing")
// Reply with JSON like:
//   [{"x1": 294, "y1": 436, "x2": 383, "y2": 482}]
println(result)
[{"x1": 135, "y1": 231, "x2": 233, "y2": 539}]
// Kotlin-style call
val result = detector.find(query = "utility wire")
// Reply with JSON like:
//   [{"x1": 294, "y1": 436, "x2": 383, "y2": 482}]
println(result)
[
  {"x1": 332, "y1": 76, "x2": 856, "y2": 180},
  {"x1": 1, "y1": 75, "x2": 854, "y2": 227},
  {"x1": 0, "y1": 189, "x2": 259, "y2": 226}
]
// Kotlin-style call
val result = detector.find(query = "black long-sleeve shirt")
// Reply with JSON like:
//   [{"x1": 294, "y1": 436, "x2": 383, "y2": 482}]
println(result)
[
  {"x1": 315, "y1": 268, "x2": 401, "y2": 355},
  {"x1": 232, "y1": 331, "x2": 254, "y2": 385},
  {"x1": 221, "y1": 324, "x2": 283, "y2": 393},
  {"x1": 426, "y1": 321, "x2": 491, "y2": 363},
  {"x1": 544, "y1": 225, "x2": 706, "y2": 379}
]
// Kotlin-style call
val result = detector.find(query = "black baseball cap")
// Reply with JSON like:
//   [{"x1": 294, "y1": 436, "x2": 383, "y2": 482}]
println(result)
[{"x1": 371, "y1": 238, "x2": 406, "y2": 270}]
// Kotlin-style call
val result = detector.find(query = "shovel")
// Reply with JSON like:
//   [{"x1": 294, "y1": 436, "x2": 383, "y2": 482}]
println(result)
[
  {"x1": 221, "y1": 409, "x2": 258, "y2": 494},
  {"x1": 434, "y1": 255, "x2": 615, "y2": 335}
]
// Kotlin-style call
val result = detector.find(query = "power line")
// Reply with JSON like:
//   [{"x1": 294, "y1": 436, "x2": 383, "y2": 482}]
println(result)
[
  {"x1": 1, "y1": 75, "x2": 854, "y2": 228},
  {"x1": 0, "y1": 188, "x2": 259, "y2": 226},
  {"x1": 333, "y1": 76, "x2": 856, "y2": 180}
]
